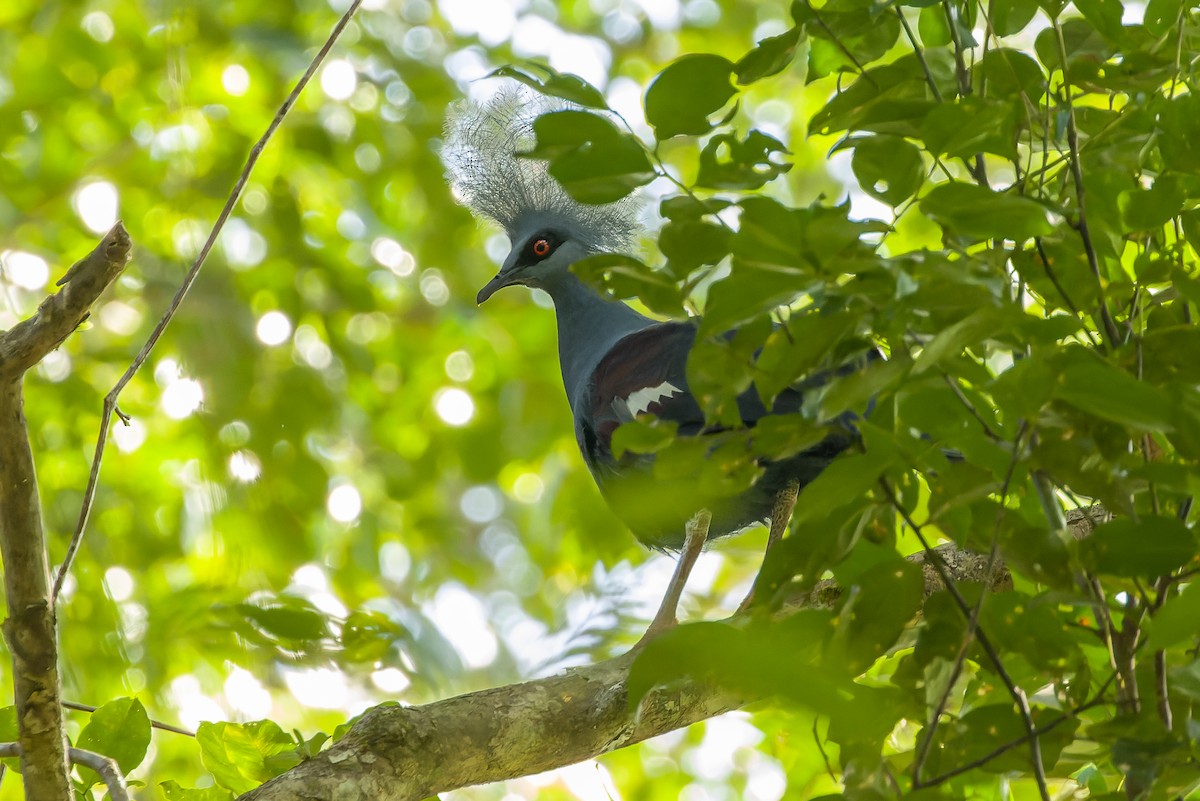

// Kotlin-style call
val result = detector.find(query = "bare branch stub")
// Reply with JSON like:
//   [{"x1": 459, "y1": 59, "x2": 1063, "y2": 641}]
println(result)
[{"x1": 0, "y1": 223, "x2": 131, "y2": 382}]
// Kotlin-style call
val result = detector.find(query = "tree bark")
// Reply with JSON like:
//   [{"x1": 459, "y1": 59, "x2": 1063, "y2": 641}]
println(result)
[
  {"x1": 0, "y1": 224, "x2": 130, "y2": 799},
  {"x1": 0, "y1": 382, "x2": 70, "y2": 800},
  {"x1": 242, "y1": 537, "x2": 1027, "y2": 801}
]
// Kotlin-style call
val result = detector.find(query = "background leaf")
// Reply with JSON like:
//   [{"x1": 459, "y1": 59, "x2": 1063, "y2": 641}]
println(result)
[{"x1": 75, "y1": 697, "x2": 152, "y2": 789}]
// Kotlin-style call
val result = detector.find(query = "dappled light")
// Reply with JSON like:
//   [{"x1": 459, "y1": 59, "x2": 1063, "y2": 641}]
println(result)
[{"x1": 1, "y1": 0, "x2": 1198, "y2": 799}]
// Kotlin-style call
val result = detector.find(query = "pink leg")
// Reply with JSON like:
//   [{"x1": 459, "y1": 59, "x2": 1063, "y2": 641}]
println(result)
[
  {"x1": 737, "y1": 481, "x2": 799, "y2": 612},
  {"x1": 632, "y1": 509, "x2": 711, "y2": 651}
]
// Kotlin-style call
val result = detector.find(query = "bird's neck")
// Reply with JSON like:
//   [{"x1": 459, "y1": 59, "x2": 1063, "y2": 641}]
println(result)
[{"x1": 541, "y1": 271, "x2": 653, "y2": 411}]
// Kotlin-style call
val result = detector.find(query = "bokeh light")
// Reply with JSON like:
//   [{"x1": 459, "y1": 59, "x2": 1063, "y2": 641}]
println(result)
[
  {"x1": 434, "y1": 387, "x2": 474, "y2": 426},
  {"x1": 256, "y1": 311, "x2": 292, "y2": 346},
  {"x1": 326, "y1": 483, "x2": 363, "y2": 523}
]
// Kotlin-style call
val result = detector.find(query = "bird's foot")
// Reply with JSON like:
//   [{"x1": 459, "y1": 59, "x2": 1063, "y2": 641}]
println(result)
[
  {"x1": 735, "y1": 482, "x2": 800, "y2": 615},
  {"x1": 735, "y1": 587, "x2": 756, "y2": 614},
  {"x1": 628, "y1": 611, "x2": 677, "y2": 653},
  {"x1": 627, "y1": 508, "x2": 710, "y2": 655}
]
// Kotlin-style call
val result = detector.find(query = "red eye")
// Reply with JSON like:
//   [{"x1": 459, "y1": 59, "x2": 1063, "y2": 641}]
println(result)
[{"x1": 533, "y1": 239, "x2": 551, "y2": 257}]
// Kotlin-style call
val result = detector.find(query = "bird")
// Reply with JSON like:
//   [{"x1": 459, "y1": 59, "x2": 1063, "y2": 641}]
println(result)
[{"x1": 444, "y1": 90, "x2": 862, "y2": 644}]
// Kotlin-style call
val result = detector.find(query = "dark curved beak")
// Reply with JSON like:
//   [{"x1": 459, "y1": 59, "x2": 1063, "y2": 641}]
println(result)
[{"x1": 476, "y1": 272, "x2": 517, "y2": 304}]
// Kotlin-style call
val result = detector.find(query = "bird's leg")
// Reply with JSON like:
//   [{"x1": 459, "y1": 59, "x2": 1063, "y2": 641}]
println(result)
[
  {"x1": 737, "y1": 480, "x2": 800, "y2": 612},
  {"x1": 632, "y1": 508, "x2": 711, "y2": 651}
]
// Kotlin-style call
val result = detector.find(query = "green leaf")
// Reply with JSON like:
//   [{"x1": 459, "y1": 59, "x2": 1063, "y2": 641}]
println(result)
[
  {"x1": 975, "y1": 48, "x2": 1045, "y2": 101},
  {"x1": 920, "y1": 182, "x2": 1055, "y2": 242},
  {"x1": 75, "y1": 697, "x2": 152, "y2": 789},
  {"x1": 791, "y1": 447, "x2": 895, "y2": 528},
  {"x1": 696, "y1": 130, "x2": 791, "y2": 191},
  {"x1": 754, "y1": 311, "x2": 858, "y2": 405},
  {"x1": 992, "y1": 0, "x2": 1039, "y2": 35},
  {"x1": 628, "y1": 615, "x2": 901, "y2": 741},
  {"x1": 811, "y1": 56, "x2": 938, "y2": 137},
  {"x1": 1144, "y1": 0, "x2": 1182, "y2": 36},
  {"x1": 235, "y1": 596, "x2": 329, "y2": 644},
  {"x1": 1079, "y1": 518, "x2": 1197, "y2": 579},
  {"x1": 644, "y1": 54, "x2": 737, "y2": 139},
  {"x1": 1147, "y1": 580, "x2": 1200, "y2": 650},
  {"x1": 1053, "y1": 350, "x2": 1176, "y2": 432},
  {"x1": 486, "y1": 64, "x2": 608, "y2": 109},
  {"x1": 611, "y1": 418, "x2": 678, "y2": 458},
  {"x1": 935, "y1": 705, "x2": 1080, "y2": 774},
  {"x1": 341, "y1": 610, "x2": 406, "y2": 663},
  {"x1": 850, "y1": 135, "x2": 924, "y2": 205},
  {"x1": 794, "y1": 0, "x2": 902, "y2": 82},
  {"x1": 735, "y1": 26, "x2": 802, "y2": 84},
  {"x1": 921, "y1": 97, "x2": 1019, "y2": 160},
  {"x1": 160, "y1": 781, "x2": 235, "y2": 801},
  {"x1": 918, "y1": 5, "x2": 950, "y2": 47},
  {"x1": 749, "y1": 414, "x2": 831, "y2": 461},
  {"x1": 913, "y1": 305, "x2": 1015, "y2": 374},
  {"x1": 701, "y1": 266, "x2": 806, "y2": 337},
  {"x1": 978, "y1": 592, "x2": 1083, "y2": 674},
  {"x1": 571, "y1": 253, "x2": 684, "y2": 316},
  {"x1": 1034, "y1": 17, "x2": 1113, "y2": 72},
  {"x1": 1073, "y1": 0, "x2": 1126, "y2": 44},
  {"x1": 1118, "y1": 175, "x2": 1187, "y2": 232},
  {"x1": 819, "y1": 356, "x2": 909, "y2": 420},
  {"x1": 198, "y1": 721, "x2": 297, "y2": 794},
  {"x1": 524, "y1": 110, "x2": 655, "y2": 204},
  {"x1": 835, "y1": 559, "x2": 924, "y2": 673},
  {"x1": 658, "y1": 218, "x2": 731, "y2": 275},
  {"x1": 691, "y1": 318, "x2": 775, "y2": 425},
  {"x1": 660, "y1": 195, "x2": 733, "y2": 221},
  {"x1": 1155, "y1": 94, "x2": 1200, "y2": 175}
]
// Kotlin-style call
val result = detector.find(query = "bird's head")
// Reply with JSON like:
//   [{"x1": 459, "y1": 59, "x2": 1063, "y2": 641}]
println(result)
[
  {"x1": 443, "y1": 88, "x2": 645, "y2": 305},
  {"x1": 476, "y1": 219, "x2": 590, "y2": 304}
]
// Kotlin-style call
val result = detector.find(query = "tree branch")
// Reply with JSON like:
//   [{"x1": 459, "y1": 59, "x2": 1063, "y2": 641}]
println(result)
[
  {"x1": 0, "y1": 223, "x2": 131, "y2": 382},
  {"x1": 241, "y1": 648, "x2": 742, "y2": 801},
  {"x1": 68, "y1": 747, "x2": 130, "y2": 801},
  {"x1": 0, "y1": 225, "x2": 128, "y2": 800},
  {"x1": 0, "y1": 743, "x2": 131, "y2": 801},
  {"x1": 239, "y1": 534, "x2": 1066, "y2": 801}
]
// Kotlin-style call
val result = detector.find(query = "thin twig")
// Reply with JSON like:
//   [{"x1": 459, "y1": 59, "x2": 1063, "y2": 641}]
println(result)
[
  {"x1": 978, "y1": 0, "x2": 995, "y2": 97},
  {"x1": 61, "y1": 700, "x2": 195, "y2": 738},
  {"x1": 813, "y1": 717, "x2": 837, "y2": 781},
  {"x1": 51, "y1": 0, "x2": 366, "y2": 607},
  {"x1": 913, "y1": 672, "x2": 1117, "y2": 789},
  {"x1": 912, "y1": 422, "x2": 1029, "y2": 785},
  {"x1": 1032, "y1": 239, "x2": 1101, "y2": 347},
  {"x1": 1013, "y1": 686, "x2": 1050, "y2": 797},
  {"x1": 879, "y1": 478, "x2": 1051, "y2": 801},
  {"x1": 1154, "y1": 649, "x2": 1172, "y2": 731},
  {"x1": 941, "y1": 1, "x2": 987, "y2": 183},
  {"x1": 939, "y1": 372, "x2": 1002, "y2": 441},
  {"x1": 1169, "y1": 5, "x2": 1186, "y2": 99},
  {"x1": 895, "y1": 8, "x2": 943, "y2": 102},
  {"x1": 800, "y1": 0, "x2": 878, "y2": 86},
  {"x1": 1051, "y1": 17, "x2": 1120, "y2": 348}
]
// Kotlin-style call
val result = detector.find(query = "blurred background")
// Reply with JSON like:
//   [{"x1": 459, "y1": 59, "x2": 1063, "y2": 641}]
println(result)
[{"x1": 0, "y1": 0, "x2": 856, "y2": 797}]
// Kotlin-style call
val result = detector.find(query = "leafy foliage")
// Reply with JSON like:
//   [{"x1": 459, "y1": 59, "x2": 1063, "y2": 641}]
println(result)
[{"x1": 2, "y1": 0, "x2": 1200, "y2": 799}]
